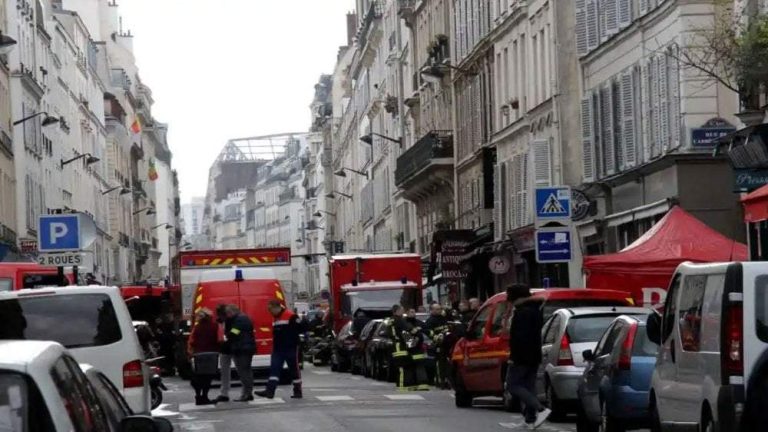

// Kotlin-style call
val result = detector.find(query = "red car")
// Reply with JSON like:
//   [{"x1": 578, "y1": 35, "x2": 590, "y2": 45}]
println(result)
[{"x1": 451, "y1": 288, "x2": 635, "y2": 409}]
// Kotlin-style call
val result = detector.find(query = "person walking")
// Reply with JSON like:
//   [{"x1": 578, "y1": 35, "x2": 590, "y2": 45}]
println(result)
[
  {"x1": 222, "y1": 304, "x2": 256, "y2": 402},
  {"x1": 255, "y1": 300, "x2": 304, "y2": 399},
  {"x1": 188, "y1": 308, "x2": 219, "y2": 405},
  {"x1": 505, "y1": 284, "x2": 551, "y2": 429},
  {"x1": 214, "y1": 305, "x2": 232, "y2": 403},
  {"x1": 425, "y1": 303, "x2": 449, "y2": 388}
]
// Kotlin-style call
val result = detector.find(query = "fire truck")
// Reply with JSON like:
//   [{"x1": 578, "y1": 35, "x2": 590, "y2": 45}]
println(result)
[{"x1": 328, "y1": 253, "x2": 424, "y2": 332}]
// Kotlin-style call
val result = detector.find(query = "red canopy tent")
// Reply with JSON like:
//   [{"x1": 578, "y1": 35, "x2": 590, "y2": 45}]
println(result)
[
  {"x1": 742, "y1": 183, "x2": 768, "y2": 223},
  {"x1": 583, "y1": 206, "x2": 747, "y2": 306}
]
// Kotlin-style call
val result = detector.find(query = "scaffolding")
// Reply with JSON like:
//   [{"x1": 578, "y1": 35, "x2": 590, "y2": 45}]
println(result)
[{"x1": 216, "y1": 132, "x2": 308, "y2": 162}]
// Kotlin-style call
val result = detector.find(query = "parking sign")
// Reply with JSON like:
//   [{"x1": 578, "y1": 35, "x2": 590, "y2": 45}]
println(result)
[{"x1": 38, "y1": 214, "x2": 81, "y2": 252}]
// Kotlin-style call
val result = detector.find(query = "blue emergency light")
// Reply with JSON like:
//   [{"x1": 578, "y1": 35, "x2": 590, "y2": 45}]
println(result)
[{"x1": 234, "y1": 268, "x2": 244, "y2": 282}]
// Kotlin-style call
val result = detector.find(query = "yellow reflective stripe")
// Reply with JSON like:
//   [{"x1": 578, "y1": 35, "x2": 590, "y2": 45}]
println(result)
[
  {"x1": 626, "y1": 298, "x2": 635, "y2": 305},
  {"x1": 276, "y1": 291, "x2": 284, "y2": 300},
  {"x1": 210, "y1": 258, "x2": 222, "y2": 266},
  {"x1": 412, "y1": 354, "x2": 426, "y2": 360},
  {"x1": 399, "y1": 368, "x2": 405, "y2": 388},
  {"x1": 467, "y1": 350, "x2": 508, "y2": 359},
  {"x1": 223, "y1": 258, "x2": 234, "y2": 265},
  {"x1": 194, "y1": 307, "x2": 201, "y2": 314},
  {"x1": 236, "y1": 257, "x2": 248, "y2": 264},
  {"x1": 195, "y1": 294, "x2": 203, "y2": 304},
  {"x1": 230, "y1": 328, "x2": 241, "y2": 335},
  {"x1": 392, "y1": 351, "x2": 408, "y2": 357}
]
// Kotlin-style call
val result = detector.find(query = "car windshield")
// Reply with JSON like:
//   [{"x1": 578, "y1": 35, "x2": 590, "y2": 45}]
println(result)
[
  {"x1": 0, "y1": 294, "x2": 122, "y2": 348},
  {"x1": 0, "y1": 372, "x2": 28, "y2": 432},
  {"x1": 543, "y1": 299, "x2": 627, "y2": 320},
  {"x1": 342, "y1": 289, "x2": 418, "y2": 315},
  {"x1": 633, "y1": 324, "x2": 657, "y2": 356},
  {"x1": 567, "y1": 315, "x2": 621, "y2": 343}
]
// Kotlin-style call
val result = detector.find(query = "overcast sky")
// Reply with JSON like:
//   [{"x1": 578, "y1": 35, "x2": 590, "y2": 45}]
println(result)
[{"x1": 118, "y1": 0, "x2": 355, "y2": 202}]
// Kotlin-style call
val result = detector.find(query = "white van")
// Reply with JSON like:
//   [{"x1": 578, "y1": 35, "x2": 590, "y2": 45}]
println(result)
[
  {"x1": 0, "y1": 286, "x2": 150, "y2": 414},
  {"x1": 647, "y1": 262, "x2": 768, "y2": 432}
]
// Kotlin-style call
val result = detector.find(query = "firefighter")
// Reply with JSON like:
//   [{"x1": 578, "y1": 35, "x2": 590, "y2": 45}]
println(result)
[
  {"x1": 424, "y1": 303, "x2": 449, "y2": 388},
  {"x1": 389, "y1": 304, "x2": 430, "y2": 391},
  {"x1": 255, "y1": 300, "x2": 304, "y2": 399}
]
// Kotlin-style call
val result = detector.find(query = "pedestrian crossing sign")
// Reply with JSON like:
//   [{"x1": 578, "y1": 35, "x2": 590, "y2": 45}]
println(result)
[{"x1": 535, "y1": 186, "x2": 571, "y2": 224}]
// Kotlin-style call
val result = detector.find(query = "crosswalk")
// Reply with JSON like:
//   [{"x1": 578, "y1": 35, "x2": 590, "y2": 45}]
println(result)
[{"x1": 177, "y1": 394, "x2": 428, "y2": 412}]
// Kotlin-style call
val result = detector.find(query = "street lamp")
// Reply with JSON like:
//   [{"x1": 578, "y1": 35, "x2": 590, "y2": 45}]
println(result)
[
  {"x1": 419, "y1": 60, "x2": 477, "y2": 80},
  {"x1": 334, "y1": 167, "x2": 369, "y2": 179},
  {"x1": 313, "y1": 210, "x2": 336, "y2": 218},
  {"x1": 101, "y1": 186, "x2": 131, "y2": 196},
  {"x1": 133, "y1": 207, "x2": 155, "y2": 215},
  {"x1": 13, "y1": 111, "x2": 59, "y2": 127},
  {"x1": 0, "y1": 32, "x2": 17, "y2": 55},
  {"x1": 61, "y1": 153, "x2": 99, "y2": 168},
  {"x1": 360, "y1": 133, "x2": 402, "y2": 147},
  {"x1": 325, "y1": 191, "x2": 352, "y2": 199}
]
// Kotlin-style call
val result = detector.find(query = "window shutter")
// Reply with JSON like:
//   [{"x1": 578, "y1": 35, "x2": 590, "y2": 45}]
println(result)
[
  {"x1": 601, "y1": 85, "x2": 616, "y2": 176},
  {"x1": 658, "y1": 54, "x2": 669, "y2": 152},
  {"x1": 521, "y1": 153, "x2": 530, "y2": 226},
  {"x1": 640, "y1": 0, "x2": 649, "y2": 15},
  {"x1": 618, "y1": 0, "x2": 632, "y2": 28},
  {"x1": 581, "y1": 96, "x2": 596, "y2": 182},
  {"x1": 650, "y1": 56, "x2": 661, "y2": 158},
  {"x1": 493, "y1": 163, "x2": 502, "y2": 240},
  {"x1": 586, "y1": 0, "x2": 599, "y2": 51},
  {"x1": 532, "y1": 139, "x2": 552, "y2": 187},
  {"x1": 668, "y1": 47, "x2": 681, "y2": 148},
  {"x1": 576, "y1": 0, "x2": 588, "y2": 55},
  {"x1": 510, "y1": 155, "x2": 520, "y2": 229},
  {"x1": 603, "y1": 0, "x2": 619, "y2": 37},
  {"x1": 621, "y1": 71, "x2": 637, "y2": 168}
]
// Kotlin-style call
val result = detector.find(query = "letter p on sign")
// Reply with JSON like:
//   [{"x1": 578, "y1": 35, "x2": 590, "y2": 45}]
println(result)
[{"x1": 50, "y1": 222, "x2": 68, "y2": 245}]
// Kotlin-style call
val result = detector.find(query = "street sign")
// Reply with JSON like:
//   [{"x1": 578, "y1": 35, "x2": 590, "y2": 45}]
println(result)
[
  {"x1": 37, "y1": 213, "x2": 96, "y2": 253},
  {"x1": 38, "y1": 214, "x2": 81, "y2": 252},
  {"x1": 19, "y1": 238, "x2": 38, "y2": 255},
  {"x1": 37, "y1": 252, "x2": 84, "y2": 267},
  {"x1": 535, "y1": 229, "x2": 572, "y2": 263},
  {"x1": 535, "y1": 186, "x2": 571, "y2": 226},
  {"x1": 488, "y1": 255, "x2": 511, "y2": 275}
]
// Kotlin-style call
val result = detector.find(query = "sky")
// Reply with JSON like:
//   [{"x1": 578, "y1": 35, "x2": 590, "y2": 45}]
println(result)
[{"x1": 118, "y1": 0, "x2": 356, "y2": 202}]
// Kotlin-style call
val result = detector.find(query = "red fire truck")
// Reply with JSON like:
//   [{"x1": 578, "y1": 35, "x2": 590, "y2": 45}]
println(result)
[{"x1": 328, "y1": 253, "x2": 424, "y2": 332}]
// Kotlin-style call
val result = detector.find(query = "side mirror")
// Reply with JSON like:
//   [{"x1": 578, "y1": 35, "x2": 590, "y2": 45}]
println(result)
[
  {"x1": 582, "y1": 349, "x2": 595, "y2": 362},
  {"x1": 646, "y1": 311, "x2": 662, "y2": 345},
  {"x1": 121, "y1": 416, "x2": 173, "y2": 432}
]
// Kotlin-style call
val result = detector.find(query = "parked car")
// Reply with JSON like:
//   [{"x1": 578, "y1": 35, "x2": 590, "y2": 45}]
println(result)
[
  {"x1": 352, "y1": 319, "x2": 383, "y2": 377},
  {"x1": 0, "y1": 286, "x2": 151, "y2": 414},
  {"x1": 536, "y1": 307, "x2": 649, "y2": 419},
  {"x1": 0, "y1": 340, "x2": 170, "y2": 432},
  {"x1": 576, "y1": 314, "x2": 657, "y2": 432},
  {"x1": 368, "y1": 319, "x2": 397, "y2": 382},
  {"x1": 646, "y1": 262, "x2": 768, "y2": 432},
  {"x1": 451, "y1": 288, "x2": 635, "y2": 409},
  {"x1": 331, "y1": 321, "x2": 357, "y2": 372}
]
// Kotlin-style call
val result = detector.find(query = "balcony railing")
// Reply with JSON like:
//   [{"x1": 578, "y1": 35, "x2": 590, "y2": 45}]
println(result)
[{"x1": 395, "y1": 130, "x2": 454, "y2": 186}]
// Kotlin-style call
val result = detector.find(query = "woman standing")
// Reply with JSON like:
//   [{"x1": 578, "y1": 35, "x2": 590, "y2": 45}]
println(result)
[{"x1": 188, "y1": 308, "x2": 220, "y2": 405}]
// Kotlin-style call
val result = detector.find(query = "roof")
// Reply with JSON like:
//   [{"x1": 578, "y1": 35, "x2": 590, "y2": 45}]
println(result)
[
  {"x1": 331, "y1": 253, "x2": 422, "y2": 261},
  {"x1": 0, "y1": 341, "x2": 65, "y2": 372},
  {"x1": 583, "y1": 206, "x2": 747, "y2": 272},
  {"x1": 341, "y1": 281, "x2": 419, "y2": 291},
  {"x1": 0, "y1": 285, "x2": 120, "y2": 299},
  {"x1": 486, "y1": 288, "x2": 633, "y2": 304},
  {"x1": 560, "y1": 306, "x2": 650, "y2": 316}
]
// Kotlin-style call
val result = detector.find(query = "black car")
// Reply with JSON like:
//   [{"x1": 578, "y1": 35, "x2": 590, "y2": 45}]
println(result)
[
  {"x1": 331, "y1": 321, "x2": 357, "y2": 372},
  {"x1": 352, "y1": 319, "x2": 383, "y2": 377}
]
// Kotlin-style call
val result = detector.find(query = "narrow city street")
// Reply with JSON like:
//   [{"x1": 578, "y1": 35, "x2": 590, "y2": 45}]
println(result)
[{"x1": 155, "y1": 366, "x2": 586, "y2": 432}]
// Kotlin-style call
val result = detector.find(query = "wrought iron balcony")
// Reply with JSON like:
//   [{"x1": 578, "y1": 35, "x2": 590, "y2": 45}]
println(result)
[{"x1": 395, "y1": 130, "x2": 454, "y2": 193}]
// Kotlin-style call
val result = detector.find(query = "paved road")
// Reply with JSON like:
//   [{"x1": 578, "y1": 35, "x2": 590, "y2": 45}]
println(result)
[{"x1": 153, "y1": 365, "x2": 628, "y2": 431}]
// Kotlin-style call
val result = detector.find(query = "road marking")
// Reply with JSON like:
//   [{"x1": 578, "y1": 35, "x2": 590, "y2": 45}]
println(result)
[
  {"x1": 249, "y1": 398, "x2": 286, "y2": 405},
  {"x1": 151, "y1": 404, "x2": 180, "y2": 417},
  {"x1": 384, "y1": 394, "x2": 425, "y2": 401},
  {"x1": 178, "y1": 403, "x2": 219, "y2": 412},
  {"x1": 312, "y1": 370, "x2": 332, "y2": 375},
  {"x1": 316, "y1": 395, "x2": 355, "y2": 402},
  {"x1": 350, "y1": 376, "x2": 362, "y2": 380},
  {"x1": 499, "y1": 422, "x2": 566, "y2": 431},
  {"x1": 179, "y1": 423, "x2": 216, "y2": 432}
]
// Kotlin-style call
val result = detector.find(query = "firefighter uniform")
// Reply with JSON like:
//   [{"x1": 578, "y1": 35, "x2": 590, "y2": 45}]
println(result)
[
  {"x1": 258, "y1": 308, "x2": 304, "y2": 399},
  {"x1": 389, "y1": 315, "x2": 430, "y2": 391},
  {"x1": 425, "y1": 314, "x2": 449, "y2": 388}
]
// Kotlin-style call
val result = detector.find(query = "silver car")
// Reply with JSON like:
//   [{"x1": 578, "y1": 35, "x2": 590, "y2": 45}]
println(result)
[{"x1": 535, "y1": 306, "x2": 649, "y2": 418}]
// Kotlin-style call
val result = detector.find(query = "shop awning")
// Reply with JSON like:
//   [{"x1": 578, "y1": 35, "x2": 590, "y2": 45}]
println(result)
[
  {"x1": 584, "y1": 206, "x2": 747, "y2": 304},
  {"x1": 742, "y1": 183, "x2": 768, "y2": 223}
]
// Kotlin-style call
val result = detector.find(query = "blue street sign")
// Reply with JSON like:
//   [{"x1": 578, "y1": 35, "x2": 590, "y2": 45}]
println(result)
[
  {"x1": 38, "y1": 214, "x2": 81, "y2": 252},
  {"x1": 536, "y1": 230, "x2": 572, "y2": 264},
  {"x1": 535, "y1": 187, "x2": 571, "y2": 221}
]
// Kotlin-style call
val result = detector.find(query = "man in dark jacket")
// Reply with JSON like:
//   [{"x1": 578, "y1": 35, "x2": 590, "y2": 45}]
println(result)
[
  {"x1": 223, "y1": 304, "x2": 256, "y2": 402},
  {"x1": 256, "y1": 300, "x2": 306, "y2": 399},
  {"x1": 505, "y1": 284, "x2": 550, "y2": 429},
  {"x1": 389, "y1": 305, "x2": 430, "y2": 391},
  {"x1": 425, "y1": 303, "x2": 449, "y2": 387}
]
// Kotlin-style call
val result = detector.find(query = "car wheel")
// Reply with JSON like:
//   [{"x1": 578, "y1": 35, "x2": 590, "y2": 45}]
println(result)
[
  {"x1": 700, "y1": 411, "x2": 718, "y2": 432},
  {"x1": 650, "y1": 398, "x2": 662, "y2": 432},
  {"x1": 545, "y1": 380, "x2": 566, "y2": 421},
  {"x1": 576, "y1": 404, "x2": 599, "y2": 432},
  {"x1": 600, "y1": 401, "x2": 624, "y2": 432},
  {"x1": 453, "y1": 373, "x2": 473, "y2": 408}
]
